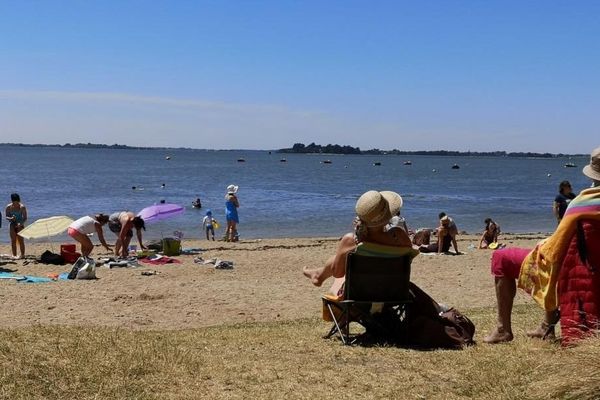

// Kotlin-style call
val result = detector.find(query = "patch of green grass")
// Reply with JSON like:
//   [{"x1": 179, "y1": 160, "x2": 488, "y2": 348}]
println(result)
[{"x1": 0, "y1": 305, "x2": 598, "y2": 399}]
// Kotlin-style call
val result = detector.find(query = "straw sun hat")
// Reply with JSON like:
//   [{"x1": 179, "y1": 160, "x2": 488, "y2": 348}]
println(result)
[
  {"x1": 355, "y1": 190, "x2": 404, "y2": 227},
  {"x1": 583, "y1": 147, "x2": 600, "y2": 182}
]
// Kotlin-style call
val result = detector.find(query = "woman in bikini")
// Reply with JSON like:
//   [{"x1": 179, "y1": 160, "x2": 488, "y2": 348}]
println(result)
[{"x1": 5, "y1": 193, "x2": 27, "y2": 259}]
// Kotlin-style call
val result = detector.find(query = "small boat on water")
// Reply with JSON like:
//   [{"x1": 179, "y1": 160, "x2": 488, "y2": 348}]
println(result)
[
  {"x1": 373, "y1": 162, "x2": 381, "y2": 166},
  {"x1": 403, "y1": 161, "x2": 412, "y2": 165},
  {"x1": 564, "y1": 162, "x2": 577, "y2": 168},
  {"x1": 451, "y1": 164, "x2": 460, "y2": 169},
  {"x1": 322, "y1": 160, "x2": 332, "y2": 164},
  {"x1": 280, "y1": 158, "x2": 287, "y2": 162},
  {"x1": 237, "y1": 158, "x2": 246, "y2": 163},
  {"x1": 165, "y1": 156, "x2": 171, "y2": 160}
]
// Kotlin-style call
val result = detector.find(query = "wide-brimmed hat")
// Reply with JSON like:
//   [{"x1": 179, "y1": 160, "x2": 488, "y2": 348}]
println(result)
[
  {"x1": 355, "y1": 190, "x2": 398, "y2": 227},
  {"x1": 227, "y1": 184, "x2": 239, "y2": 194},
  {"x1": 583, "y1": 147, "x2": 600, "y2": 182},
  {"x1": 380, "y1": 191, "x2": 403, "y2": 216}
]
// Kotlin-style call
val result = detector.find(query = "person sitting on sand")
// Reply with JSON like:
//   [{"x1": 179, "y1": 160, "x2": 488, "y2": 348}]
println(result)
[
  {"x1": 484, "y1": 147, "x2": 600, "y2": 344},
  {"x1": 108, "y1": 211, "x2": 147, "y2": 258},
  {"x1": 479, "y1": 218, "x2": 500, "y2": 249},
  {"x1": 303, "y1": 190, "x2": 413, "y2": 288},
  {"x1": 67, "y1": 214, "x2": 112, "y2": 257},
  {"x1": 419, "y1": 216, "x2": 460, "y2": 254}
]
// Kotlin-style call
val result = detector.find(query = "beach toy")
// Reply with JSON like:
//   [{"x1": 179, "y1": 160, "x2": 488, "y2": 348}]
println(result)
[
  {"x1": 213, "y1": 220, "x2": 220, "y2": 229},
  {"x1": 489, "y1": 242, "x2": 499, "y2": 250}
]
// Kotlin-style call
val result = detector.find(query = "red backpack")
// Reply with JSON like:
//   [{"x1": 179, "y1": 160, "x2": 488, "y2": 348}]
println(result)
[{"x1": 558, "y1": 220, "x2": 600, "y2": 346}]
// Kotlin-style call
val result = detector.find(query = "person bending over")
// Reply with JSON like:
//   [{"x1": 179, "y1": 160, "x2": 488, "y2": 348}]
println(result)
[
  {"x1": 108, "y1": 211, "x2": 146, "y2": 258},
  {"x1": 67, "y1": 214, "x2": 112, "y2": 257},
  {"x1": 484, "y1": 147, "x2": 600, "y2": 344}
]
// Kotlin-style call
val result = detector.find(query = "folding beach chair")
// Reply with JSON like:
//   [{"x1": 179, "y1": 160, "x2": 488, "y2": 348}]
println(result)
[{"x1": 322, "y1": 242, "x2": 418, "y2": 345}]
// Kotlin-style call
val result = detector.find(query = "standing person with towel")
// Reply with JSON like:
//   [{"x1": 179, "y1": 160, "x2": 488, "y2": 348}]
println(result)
[{"x1": 225, "y1": 185, "x2": 240, "y2": 242}]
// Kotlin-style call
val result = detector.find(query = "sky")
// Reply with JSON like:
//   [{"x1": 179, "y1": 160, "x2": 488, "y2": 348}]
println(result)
[{"x1": 0, "y1": 1, "x2": 598, "y2": 153}]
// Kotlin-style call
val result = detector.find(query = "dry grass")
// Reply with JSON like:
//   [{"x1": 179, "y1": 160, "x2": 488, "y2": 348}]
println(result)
[{"x1": 0, "y1": 304, "x2": 598, "y2": 400}]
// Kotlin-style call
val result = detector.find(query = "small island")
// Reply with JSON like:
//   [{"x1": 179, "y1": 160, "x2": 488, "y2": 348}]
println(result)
[{"x1": 278, "y1": 142, "x2": 583, "y2": 158}]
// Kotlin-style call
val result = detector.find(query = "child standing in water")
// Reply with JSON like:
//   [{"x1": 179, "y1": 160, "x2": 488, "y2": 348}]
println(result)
[{"x1": 202, "y1": 210, "x2": 216, "y2": 241}]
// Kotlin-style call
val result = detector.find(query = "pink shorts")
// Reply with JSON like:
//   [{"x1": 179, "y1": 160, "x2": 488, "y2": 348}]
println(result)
[
  {"x1": 490, "y1": 247, "x2": 532, "y2": 279},
  {"x1": 67, "y1": 227, "x2": 81, "y2": 238}
]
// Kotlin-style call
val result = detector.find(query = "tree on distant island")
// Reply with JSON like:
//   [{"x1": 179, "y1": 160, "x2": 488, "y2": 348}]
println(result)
[{"x1": 278, "y1": 143, "x2": 580, "y2": 158}]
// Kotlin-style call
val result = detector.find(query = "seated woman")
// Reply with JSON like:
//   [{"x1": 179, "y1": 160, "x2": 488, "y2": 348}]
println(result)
[
  {"x1": 303, "y1": 190, "x2": 413, "y2": 289},
  {"x1": 479, "y1": 218, "x2": 500, "y2": 249},
  {"x1": 484, "y1": 151, "x2": 600, "y2": 344},
  {"x1": 419, "y1": 216, "x2": 460, "y2": 254}
]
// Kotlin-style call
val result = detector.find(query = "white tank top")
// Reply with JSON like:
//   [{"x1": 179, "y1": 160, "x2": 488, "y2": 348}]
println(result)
[{"x1": 70, "y1": 216, "x2": 97, "y2": 235}]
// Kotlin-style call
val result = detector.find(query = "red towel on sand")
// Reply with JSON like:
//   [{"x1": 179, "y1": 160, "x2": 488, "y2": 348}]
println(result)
[{"x1": 139, "y1": 257, "x2": 181, "y2": 265}]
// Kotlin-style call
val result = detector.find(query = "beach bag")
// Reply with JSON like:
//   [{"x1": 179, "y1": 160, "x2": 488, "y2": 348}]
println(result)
[
  {"x1": 162, "y1": 237, "x2": 181, "y2": 256},
  {"x1": 403, "y1": 282, "x2": 476, "y2": 349},
  {"x1": 67, "y1": 257, "x2": 96, "y2": 280},
  {"x1": 39, "y1": 250, "x2": 66, "y2": 265}
]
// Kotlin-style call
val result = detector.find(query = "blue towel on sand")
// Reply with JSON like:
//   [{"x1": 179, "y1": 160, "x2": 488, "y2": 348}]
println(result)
[{"x1": 0, "y1": 272, "x2": 53, "y2": 283}]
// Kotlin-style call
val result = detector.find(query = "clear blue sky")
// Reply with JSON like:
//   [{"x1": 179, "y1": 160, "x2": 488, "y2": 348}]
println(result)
[{"x1": 1, "y1": 1, "x2": 598, "y2": 152}]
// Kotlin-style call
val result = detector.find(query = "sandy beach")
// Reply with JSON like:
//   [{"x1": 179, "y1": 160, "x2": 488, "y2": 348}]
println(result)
[{"x1": 0, "y1": 233, "x2": 544, "y2": 333}]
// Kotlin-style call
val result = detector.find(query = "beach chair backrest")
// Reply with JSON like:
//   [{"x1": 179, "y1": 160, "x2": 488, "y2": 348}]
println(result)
[{"x1": 344, "y1": 252, "x2": 412, "y2": 303}]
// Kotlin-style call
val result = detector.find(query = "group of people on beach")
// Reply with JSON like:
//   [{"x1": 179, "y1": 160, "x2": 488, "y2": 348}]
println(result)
[{"x1": 304, "y1": 146, "x2": 600, "y2": 346}]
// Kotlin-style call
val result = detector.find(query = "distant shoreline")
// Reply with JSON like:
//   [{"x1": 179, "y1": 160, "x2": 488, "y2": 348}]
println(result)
[{"x1": 0, "y1": 142, "x2": 586, "y2": 158}]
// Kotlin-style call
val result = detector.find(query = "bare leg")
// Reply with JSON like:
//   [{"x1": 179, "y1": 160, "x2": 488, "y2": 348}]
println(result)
[
  {"x1": 9, "y1": 227, "x2": 18, "y2": 257},
  {"x1": 114, "y1": 238, "x2": 122, "y2": 257},
  {"x1": 122, "y1": 236, "x2": 132, "y2": 257},
  {"x1": 17, "y1": 235, "x2": 25, "y2": 258},
  {"x1": 484, "y1": 276, "x2": 516, "y2": 344},
  {"x1": 303, "y1": 255, "x2": 335, "y2": 287},
  {"x1": 72, "y1": 231, "x2": 94, "y2": 257}
]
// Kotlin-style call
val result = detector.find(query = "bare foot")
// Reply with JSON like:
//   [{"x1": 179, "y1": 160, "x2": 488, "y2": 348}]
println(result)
[
  {"x1": 526, "y1": 324, "x2": 556, "y2": 340},
  {"x1": 483, "y1": 328, "x2": 513, "y2": 344},
  {"x1": 302, "y1": 266, "x2": 324, "y2": 287}
]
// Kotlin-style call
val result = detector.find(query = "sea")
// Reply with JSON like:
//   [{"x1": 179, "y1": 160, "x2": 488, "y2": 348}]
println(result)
[{"x1": 0, "y1": 145, "x2": 591, "y2": 244}]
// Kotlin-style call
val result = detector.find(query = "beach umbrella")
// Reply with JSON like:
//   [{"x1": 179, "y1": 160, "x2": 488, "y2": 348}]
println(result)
[
  {"x1": 18, "y1": 216, "x2": 74, "y2": 240},
  {"x1": 137, "y1": 203, "x2": 185, "y2": 224}
]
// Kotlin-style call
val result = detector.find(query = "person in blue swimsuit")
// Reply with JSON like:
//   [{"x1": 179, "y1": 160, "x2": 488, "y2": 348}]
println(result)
[
  {"x1": 5, "y1": 193, "x2": 27, "y2": 259},
  {"x1": 225, "y1": 184, "x2": 240, "y2": 242}
]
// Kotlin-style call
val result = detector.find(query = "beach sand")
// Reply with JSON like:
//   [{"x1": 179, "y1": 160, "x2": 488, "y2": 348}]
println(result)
[{"x1": 0, "y1": 234, "x2": 544, "y2": 331}]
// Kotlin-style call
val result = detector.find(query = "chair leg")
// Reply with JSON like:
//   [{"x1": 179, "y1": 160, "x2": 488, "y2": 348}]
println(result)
[{"x1": 326, "y1": 303, "x2": 347, "y2": 344}]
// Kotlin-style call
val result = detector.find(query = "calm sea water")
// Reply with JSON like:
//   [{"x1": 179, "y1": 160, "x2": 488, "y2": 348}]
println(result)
[{"x1": 0, "y1": 146, "x2": 590, "y2": 244}]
